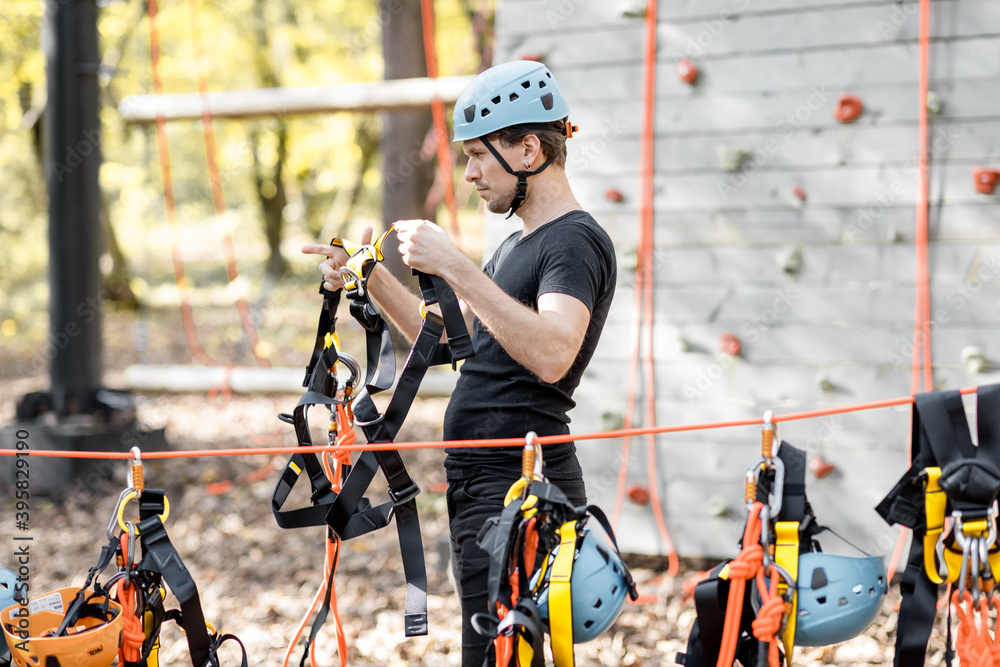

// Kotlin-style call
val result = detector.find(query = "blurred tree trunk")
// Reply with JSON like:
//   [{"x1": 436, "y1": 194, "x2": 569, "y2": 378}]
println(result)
[
  {"x1": 250, "y1": 0, "x2": 289, "y2": 280},
  {"x1": 380, "y1": 0, "x2": 434, "y2": 292}
]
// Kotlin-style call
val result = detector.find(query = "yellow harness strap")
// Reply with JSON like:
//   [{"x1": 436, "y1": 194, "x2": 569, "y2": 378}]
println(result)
[
  {"x1": 517, "y1": 630, "x2": 536, "y2": 667},
  {"x1": 549, "y1": 520, "x2": 578, "y2": 667},
  {"x1": 774, "y1": 521, "x2": 799, "y2": 667},
  {"x1": 922, "y1": 467, "x2": 947, "y2": 584},
  {"x1": 338, "y1": 227, "x2": 395, "y2": 294}
]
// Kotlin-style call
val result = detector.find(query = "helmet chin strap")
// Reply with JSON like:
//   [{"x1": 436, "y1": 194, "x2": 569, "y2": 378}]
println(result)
[{"x1": 480, "y1": 137, "x2": 556, "y2": 219}]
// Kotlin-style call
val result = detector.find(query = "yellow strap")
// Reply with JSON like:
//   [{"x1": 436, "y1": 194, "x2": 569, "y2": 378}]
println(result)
[
  {"x1": 549, "y1": 521, "x2": 577, "y2": 667},
  {"x1": 774, "y1": 521, "x2": 799, "y2": 667},
  {"x1": 516, "y1": 631, "x2": 535, "y2": 667},
  {"x1": 922, "y1": 467, "x2": 946, "y2": 584}
]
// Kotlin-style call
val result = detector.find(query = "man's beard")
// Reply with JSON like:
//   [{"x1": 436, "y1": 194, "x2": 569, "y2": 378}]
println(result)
[{"x1": 484, "y1": 182, "x2": 517, "y2": 215}]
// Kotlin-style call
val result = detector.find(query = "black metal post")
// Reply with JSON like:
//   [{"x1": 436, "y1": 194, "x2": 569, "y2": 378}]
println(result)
[{"x1": 45, "y1": 0, "x2": 103, "y2": 416}]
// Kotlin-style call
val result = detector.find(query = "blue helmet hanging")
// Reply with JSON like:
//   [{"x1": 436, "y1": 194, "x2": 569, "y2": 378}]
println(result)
[
  {"x1": 452, "y1": 61, "x2": 571, "y2": 142},
  {"x1": 534, "y1": 529, "x2": 631, "y2": 643},
  {"x1": 794, "y1": 553, "x2": 887, "y2": 647},
  {"x1": 0, "y1": 568, "x2": 17, "y2": 613}
]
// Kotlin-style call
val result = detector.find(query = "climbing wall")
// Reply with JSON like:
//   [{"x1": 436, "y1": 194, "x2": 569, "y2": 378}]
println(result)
[{"x1": 490, "y1": 0, "x2": 1000, "y2": 558}]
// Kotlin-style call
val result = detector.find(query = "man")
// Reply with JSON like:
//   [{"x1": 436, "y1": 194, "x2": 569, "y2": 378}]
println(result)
[{"x1": 303, "y1": 60, "x2": 617, "y2": 666}]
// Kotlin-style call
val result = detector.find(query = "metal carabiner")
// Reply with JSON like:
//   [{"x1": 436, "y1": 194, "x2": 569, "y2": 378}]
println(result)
[
  {"x1": 529, "y1": 432, "x2": 544, "y2": 480},
  {"x1": 334, "y1": 351, "x2": 362, "y2": 400},
  {"x1": 971, "y1": 536, "x2": 983, "y2": 605},
  {"x1": 759, "y1": 504, "x2": 773, "y2": 567},
  {"x1": 107, "y1": 488, "x2": 132, "y2": 542}
]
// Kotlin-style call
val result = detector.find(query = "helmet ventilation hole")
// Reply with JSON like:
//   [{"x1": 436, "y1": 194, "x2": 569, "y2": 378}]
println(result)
[
  {"x1": 584, "y1": 620, "x2": 595, "y2": 629},
  {"x1": 521, "y1": 80, "x2": 531, "y2": 89},
  {"x1": 611, "y1": 585, "x2": 619, "y2": 595},
  {"x1": 546, "y1": 72, "x2": 552, "y2": 78},
  {"x1": 869, "y1": 586, "x2": 877, "y2": 595},
  {"x1": 593, "y1": 599, "x2": 603, "y2": 609},
  {"x1": 539, "y1": 80, "x2": 546, "y2": 88},
  {"x1": 481, "y1": 108, "x2": 491, "y2": 117},
  {"x1": 852, "y1": 584, "x2": 863, "y2": 595},
  {"x1": 838, "y1": 597, "x2": 849, "y2": 606},
  {"x1": 509, "y1": 93, "x2": 519, "y2": 102},
  {"x1": 816, "y1": 596, "x2": 827, "y2": 605},
  {"x1": 491, "y1": 95, "x2": 501, "y2": 104}
]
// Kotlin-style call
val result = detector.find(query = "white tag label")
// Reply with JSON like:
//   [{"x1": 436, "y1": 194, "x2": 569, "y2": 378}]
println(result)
[{"x1": 29, "y1": 592, "x2": 64, "y2": 615}]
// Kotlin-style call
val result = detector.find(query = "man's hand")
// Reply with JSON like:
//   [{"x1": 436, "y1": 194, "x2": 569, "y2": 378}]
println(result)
[
  {"x1": 301, "y1": 226, "x2": 374, "y2": 292},
  {"x1": 395, "y1": 220, "x2": 465, "y2": 279}
]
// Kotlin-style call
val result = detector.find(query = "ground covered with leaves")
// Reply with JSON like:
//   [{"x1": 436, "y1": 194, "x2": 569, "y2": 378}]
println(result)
[{"x1": 1, "y1": 309, "x2": 957, "y2": 666}]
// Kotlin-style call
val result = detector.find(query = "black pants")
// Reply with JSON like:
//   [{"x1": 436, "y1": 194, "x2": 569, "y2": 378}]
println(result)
[{"x1": 447, "y1": 473, "x2": 586, "y2": 667}]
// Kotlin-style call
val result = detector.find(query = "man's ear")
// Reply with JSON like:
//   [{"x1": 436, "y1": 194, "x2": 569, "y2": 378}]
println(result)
[{"x1": 522, "y1": 134, "x2": 543, "y2": 166}]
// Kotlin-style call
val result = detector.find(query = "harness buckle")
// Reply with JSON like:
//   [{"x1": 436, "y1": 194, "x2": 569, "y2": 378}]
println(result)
[{"x1": 387, "y1": 479, "x2": 421, "y2": 506}]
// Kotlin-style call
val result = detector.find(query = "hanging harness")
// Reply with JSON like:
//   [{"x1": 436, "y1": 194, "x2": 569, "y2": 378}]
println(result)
[
  {"x1": 471, "y1": 437, "x2": 638, "y2": 667},
  {"x1": 270, "y1": 227, "x2": 474, "y2": 657},
  {"x1": 679, "y1": 418, "x2": 824, "y2": 667},
  {"x1": 1, "y1": 449, "x2": 247, "y2": 667},
  {"x1": 876, "y1": 383, "x2": 1000, "y2": 667}
]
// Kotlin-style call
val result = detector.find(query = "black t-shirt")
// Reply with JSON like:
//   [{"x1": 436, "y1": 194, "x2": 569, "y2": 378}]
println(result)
[{"x1": 443, "y1": 210, "x2": 617, "y2": 481}]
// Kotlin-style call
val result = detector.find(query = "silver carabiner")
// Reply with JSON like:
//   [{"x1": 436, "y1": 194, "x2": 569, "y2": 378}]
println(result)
[{"x1": 759, "y1": 504, "x2": 772, "y2": 567}]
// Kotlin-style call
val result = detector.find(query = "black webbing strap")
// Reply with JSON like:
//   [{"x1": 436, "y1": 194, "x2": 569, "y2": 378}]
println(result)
[
  {"x1": 53, "y1": 536, "x2": 120, "y2": 638},
  {"x1": 136, "y1": 491, "x2": 213, "y2": 667},
  {"x1": 881, "y1": 384, "x2": 1000, "y2": 667},
  {"x1": 299, "y1": 533, "x2": 340, "y2": 666},
  {"x1": 479, "y1": 137, "x2": 556, "y2": 219}
]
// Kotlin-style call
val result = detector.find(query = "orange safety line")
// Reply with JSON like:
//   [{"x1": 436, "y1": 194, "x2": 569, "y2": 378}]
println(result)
[
  {"x1": 147, "y1": 0, "x2": 218, "y2": 367},
  {"x1": 420, "y1": 0, "x2": 462, "y2": 245},
  {"x1": 185, "y1": 0, "x2": 270, "y2": 368},
  {"x1": 636, "y1": 0, "x2": 678, "y2": 577},
  {"x1": 912, "y1": 0, "x2": 933, "y2": 396},
  {"x1": 891, "y1": 0, "x2": 933, "y2": 583},
  {"x1": 6, "y1": 386, "x2": 980, "y2": 460}
]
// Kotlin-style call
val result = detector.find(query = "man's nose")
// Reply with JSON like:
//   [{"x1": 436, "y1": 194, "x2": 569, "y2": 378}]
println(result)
[{"x1": 464, "y1": 160, "x2": 480, "y2": 183}]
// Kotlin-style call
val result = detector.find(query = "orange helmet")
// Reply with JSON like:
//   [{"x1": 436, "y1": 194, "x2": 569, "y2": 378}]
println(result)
[{"x1": 1, "y1": 587, "x2": 123, "y2": 667}]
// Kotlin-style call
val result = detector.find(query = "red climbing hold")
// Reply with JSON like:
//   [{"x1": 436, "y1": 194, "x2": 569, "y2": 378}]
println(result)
[
  {"x1": 677, "y1": 59, "x2": 699, "y2": 84},
  {"x1": 834, "y1": 94, "x2": 863, "y2": 123},
  {"x1": 973, "y1": 167, "x2": 1000, "y2": 194}
]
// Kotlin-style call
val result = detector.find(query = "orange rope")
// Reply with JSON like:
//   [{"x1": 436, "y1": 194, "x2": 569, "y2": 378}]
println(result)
[
  {"x1": 751, "y1": 567, "x2": 785, "y2": 667},
  {"x1": 890, "y1": 0, "x2": 934, "y2": 583},
  {"x1": 282, "y1": 404, "x2": 355, "y2": 667},
  {"x1": 717, "y1": 503, "x2": 764, "y2": 667},
  {"x1": 951, "y1": 590, "x2": 995, "y2": 667},
  {"x1": 637, "y1": 0, "x2": 679, "y2": 576},
  {"x1": 147, "y1": 0, "x2": 217, "y2": 367},
  {"x1": 420, "y1": 0, "x2": 461, "y2": 244},
  {"x1": 0, "y1": 386, "x2": 983, "y2": 460},
  {"x1": 185, "y1": 0, "x2": 270, "y2": 368},
  {"x1": 116, "y1": 534, "x2": 145, "y2": 664}
]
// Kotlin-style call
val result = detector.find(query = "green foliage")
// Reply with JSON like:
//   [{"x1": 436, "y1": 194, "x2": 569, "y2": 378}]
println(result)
[{"x1": 0, "y1": 0, "x2": 491, "y2": 353}]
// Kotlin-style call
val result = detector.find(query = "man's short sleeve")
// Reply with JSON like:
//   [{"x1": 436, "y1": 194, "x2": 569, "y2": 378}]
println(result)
[{"x1": 536, "y1": 223, "x2": 612, "y2": 314}]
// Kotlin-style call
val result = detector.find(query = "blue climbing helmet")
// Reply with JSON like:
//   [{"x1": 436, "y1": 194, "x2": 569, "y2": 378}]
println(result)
[
  {"x1": 534, "y1": 529, "x2": 631, "y2": 643},
  {"x1": 794, "y1": 553, "x2": 887, "y2": 647},
  {"x1": 452, "y1": 60, "x2": 571, "y2": 142},
  {"x1": 0, "y1": 568, "x2": 16, "y2": 612},
  {"x1": 452, "y1": 60, "x2": 575, "y2": 218}
]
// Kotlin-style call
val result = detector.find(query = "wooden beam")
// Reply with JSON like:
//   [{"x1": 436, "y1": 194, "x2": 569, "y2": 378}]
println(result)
[{"x1": 117, "y1": 75, "x2": 474, "y2": 124}]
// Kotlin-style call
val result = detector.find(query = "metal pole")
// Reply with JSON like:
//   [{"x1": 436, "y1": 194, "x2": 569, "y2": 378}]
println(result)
[{"x1": 44, "y1": 0, "x2": 103, "y2": 417}]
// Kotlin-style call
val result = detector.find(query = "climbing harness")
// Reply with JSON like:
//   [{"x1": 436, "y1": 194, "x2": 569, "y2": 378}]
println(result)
[
  {"x1": 678, "y1": 413, "x2": 886, "y2": 667},
  {"x1": 271, "y1": 226, "x2": 473, "y2": 661},
  {"x1": 471, "y1": 433, "x2": 638, "y2": 667},
  {"x1": 451, "y1": 60, "x2": 578, "y2": 219},
  {"x1": 877, "y1": 383, "x2": 1000, "y2": 667},
  {"x1": 0, "y1": 569, "x2": 17, "y2": 667},
  {"x1": 1, "y1": 448, "x2": 246, "y2": 667}
]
